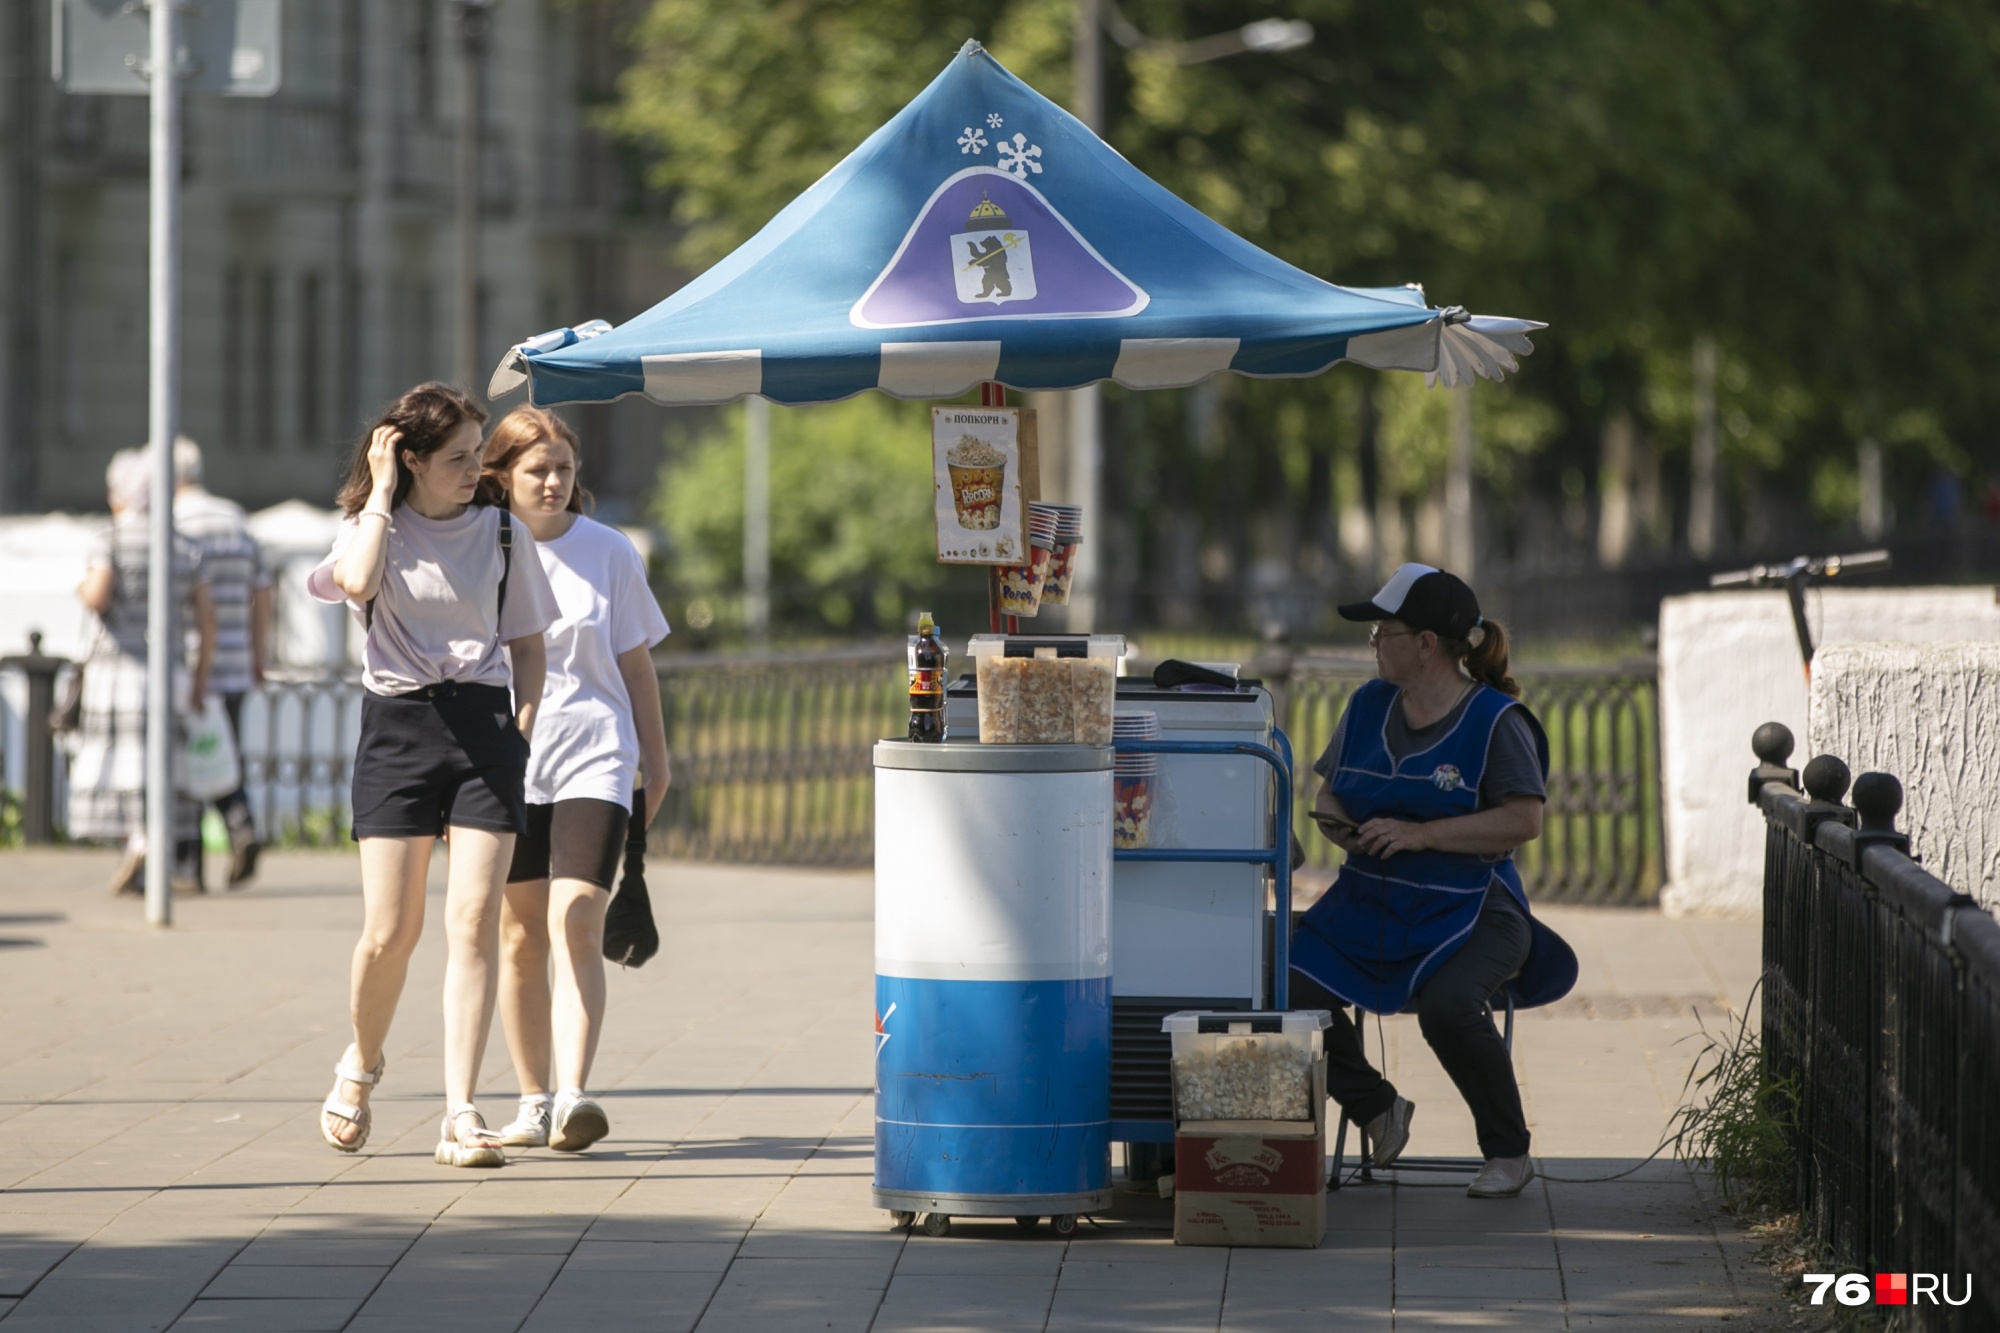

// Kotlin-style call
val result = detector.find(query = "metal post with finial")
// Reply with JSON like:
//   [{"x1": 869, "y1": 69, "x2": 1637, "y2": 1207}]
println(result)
[
  {"x1": 1798, "y1": 754, "x2": 1859, "y2": 841},
  {"x1": 1848, "y1": 771, "x2": 1910, "y2": 865},
  {"x1": 1748, "y1": 721, "x2": 1800, "y2": 804},
  {"x1": 0, "y1": 631, "x2": 67, "y2": 844}
]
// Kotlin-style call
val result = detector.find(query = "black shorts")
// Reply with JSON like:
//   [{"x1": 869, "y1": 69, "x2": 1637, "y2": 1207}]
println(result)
[
  {"x1": 506, "y1": 797, "x2": 629, "y2": 890},
  {"x1": 350, "y1": 682, "x2": 529, "y2": 840}
]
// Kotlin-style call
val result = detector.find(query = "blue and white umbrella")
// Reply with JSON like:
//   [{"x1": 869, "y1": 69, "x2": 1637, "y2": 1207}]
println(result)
[{"x1": 490, "y1": 40, "x2": 1542, "y2": 408}]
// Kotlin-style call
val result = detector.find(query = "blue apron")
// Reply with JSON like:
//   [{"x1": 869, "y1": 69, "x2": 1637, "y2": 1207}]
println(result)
[{"x1": 1291, "y1": 678, "x2": 1579, "y2": 1015}]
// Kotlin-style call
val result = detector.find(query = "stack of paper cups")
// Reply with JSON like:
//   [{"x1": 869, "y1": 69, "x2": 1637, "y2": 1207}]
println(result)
[
  {"x1": 999, "y1": 504, "x2": 1063, "y2": 618},
  {"x1": 1111, "y1": 710, "x2": 1159, "y2": 849},
  {"x1": 1039, "y1": 504, "x2": 1085, "y2": 606}
]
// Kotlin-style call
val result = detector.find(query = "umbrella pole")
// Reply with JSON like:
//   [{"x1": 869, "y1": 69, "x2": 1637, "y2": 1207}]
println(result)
[{"x1": 978, "y1": 381, "x2": 1014, "y2": 634}]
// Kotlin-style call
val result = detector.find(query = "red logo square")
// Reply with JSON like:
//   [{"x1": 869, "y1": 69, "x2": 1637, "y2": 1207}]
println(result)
[{"x1": 1875, "y1": 1273, "x2": 1908, "y2": 1305}]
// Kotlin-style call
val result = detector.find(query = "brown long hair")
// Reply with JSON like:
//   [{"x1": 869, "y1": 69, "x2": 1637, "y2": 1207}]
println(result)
[
  {"x1": 1441, "y1": 619, "x2": 1520, "y2": 698},
  {"x1": 334, "y1": 382, "x2": 490, "y2": 517},
  {"x1": 477, "y1": 406, "x2": 592, "y2": 514}
]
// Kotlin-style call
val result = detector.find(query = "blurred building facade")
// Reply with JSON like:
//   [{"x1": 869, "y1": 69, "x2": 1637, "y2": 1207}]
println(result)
[{"x1": 0, "y1": 0, "x2": 676, "y2": 520}]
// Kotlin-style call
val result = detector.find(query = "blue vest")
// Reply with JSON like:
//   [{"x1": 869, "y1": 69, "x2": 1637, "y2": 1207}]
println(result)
[{"x1": 1290, "y1": 678, "x2": 1578, "y2": 1015}]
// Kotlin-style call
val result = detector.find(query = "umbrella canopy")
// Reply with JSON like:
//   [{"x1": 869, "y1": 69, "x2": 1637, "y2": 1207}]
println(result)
[{"x1": 492, "y1": 40, "x2": 1542, "y2": 408}]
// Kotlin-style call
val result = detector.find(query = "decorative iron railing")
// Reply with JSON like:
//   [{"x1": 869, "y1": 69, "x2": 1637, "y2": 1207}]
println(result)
[
  {"x1": 1753, "y1": 724, "x2": 2000, "y2": 1329},
  {"x1": 14, "y1": 650, "x2": 1663, "y2": 901},
  {"x1": 651, "y1": 645, "x2": 900, "y2": 866}
]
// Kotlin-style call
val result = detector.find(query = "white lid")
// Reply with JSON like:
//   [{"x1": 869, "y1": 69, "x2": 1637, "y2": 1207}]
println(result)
[
  {"x1": 968, "y1": 633, "x2": 1126, "y2": 658},
  {"x1": 1161, "y1": 1010, "x2": 1334, "y2": 1034}
]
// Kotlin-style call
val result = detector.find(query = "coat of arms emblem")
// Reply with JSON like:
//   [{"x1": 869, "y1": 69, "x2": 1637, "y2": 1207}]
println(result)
[{"x1": 951, "y1": 195, "x2": 1037, "y2": 305}]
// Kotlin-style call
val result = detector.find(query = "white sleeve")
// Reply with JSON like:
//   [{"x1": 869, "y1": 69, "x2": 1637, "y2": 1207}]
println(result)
[
  {"x1": 306, "y1": 518, "x2": 358, "y2": 605},
  {"x1": 611, "y1": 539, "x2": 671, "y2": 655}
]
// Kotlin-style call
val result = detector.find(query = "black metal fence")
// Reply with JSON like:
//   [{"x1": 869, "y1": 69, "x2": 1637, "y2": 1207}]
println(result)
[
  {"x1": 11, "y1": 647, "x2": 1662, "y2": 902},
  {"x1": 652, "y1": 645, "x2": 900, "y2": 865},
  {"x1": 1753, "y1": 725, "x2": 2000, "y2": 1329}
]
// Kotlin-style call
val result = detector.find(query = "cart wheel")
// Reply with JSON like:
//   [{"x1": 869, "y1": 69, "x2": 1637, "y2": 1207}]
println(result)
[
  {"x1": 1014, "y1": 1215, "x2": 1039, "y2": 1232},
  {"x1": 1050, "y1": 1213, "x2": 1079, "y2": 1237},
  {"x1": 889, "y1": 1210, "x2": 917, "y2": 1230},
  {"x1": 920, "y1": 1212, "x2": 951, "y2": 1237}
]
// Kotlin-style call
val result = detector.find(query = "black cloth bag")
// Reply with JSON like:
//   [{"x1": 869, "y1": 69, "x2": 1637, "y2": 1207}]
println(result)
[{"x1": 603, "y1": 798, "x2": 660, "y2": 967}]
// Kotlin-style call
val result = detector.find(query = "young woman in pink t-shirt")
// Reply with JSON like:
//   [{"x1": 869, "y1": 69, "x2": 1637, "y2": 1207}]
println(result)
[{"x1": 307, "y1": 383, "x2": 560, "y2": 1168}]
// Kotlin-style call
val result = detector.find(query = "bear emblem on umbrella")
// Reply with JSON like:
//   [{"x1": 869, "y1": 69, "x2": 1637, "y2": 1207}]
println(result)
[{"x1": 951, "y1": 195, "x2": 1038, "y2": 305}]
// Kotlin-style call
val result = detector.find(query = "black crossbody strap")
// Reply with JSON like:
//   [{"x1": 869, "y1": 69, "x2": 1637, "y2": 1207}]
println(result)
[{"x1": 496, "y1": 507, "x2": 513, "y2": 639}]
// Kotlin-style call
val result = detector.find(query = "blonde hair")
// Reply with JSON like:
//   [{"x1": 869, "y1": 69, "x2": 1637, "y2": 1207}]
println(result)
[{"x1": 478, "y1": 407, "x2": 591, "y2": 514}]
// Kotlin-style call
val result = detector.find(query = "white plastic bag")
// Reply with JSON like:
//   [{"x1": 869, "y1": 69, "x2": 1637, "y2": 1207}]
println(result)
[{"x1": 183, "y1": 695, "x2": 242, "y2": 800}]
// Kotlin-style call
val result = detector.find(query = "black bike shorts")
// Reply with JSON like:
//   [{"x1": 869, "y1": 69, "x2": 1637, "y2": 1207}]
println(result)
[{"x1": 505, "y1": 797, "x2": 628, "y2": 890}]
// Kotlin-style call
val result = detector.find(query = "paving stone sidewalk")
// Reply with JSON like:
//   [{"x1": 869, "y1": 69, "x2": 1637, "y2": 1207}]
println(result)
[{"x1": 0, "y1": 848, "x2": 1774, "y2": 1331}]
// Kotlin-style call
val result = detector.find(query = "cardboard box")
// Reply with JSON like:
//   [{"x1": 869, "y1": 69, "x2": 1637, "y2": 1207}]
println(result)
[
  {"x1": 1172, "y1": 1056, "x2": 1328, "y2": 1248},
  {"x1": 1173, "y1": 1117, "x2": 1326, "y2": 1247}
]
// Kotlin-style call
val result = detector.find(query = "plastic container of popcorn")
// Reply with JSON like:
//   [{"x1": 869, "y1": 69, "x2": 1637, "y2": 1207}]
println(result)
[
  {"x1": 1162, "y1": 1011, "x2": 1333, "y2": 1124},
  {"x1": 968, "y1": 634, "x2": 1125, "y2": 744}
]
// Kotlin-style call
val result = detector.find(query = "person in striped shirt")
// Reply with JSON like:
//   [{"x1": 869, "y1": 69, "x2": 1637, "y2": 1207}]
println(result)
[{"x1": 173, "y1": 437, "x2": 270, "y2": 887}]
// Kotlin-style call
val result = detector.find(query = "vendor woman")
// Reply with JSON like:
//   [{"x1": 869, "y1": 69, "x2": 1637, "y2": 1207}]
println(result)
[{"x1": 1292, "y1": 564, "x2": 1577, "y2": 1199}]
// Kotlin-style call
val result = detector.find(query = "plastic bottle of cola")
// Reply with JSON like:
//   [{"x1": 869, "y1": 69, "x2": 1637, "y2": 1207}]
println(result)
[{"x1": 907, "y1": 612, "x2": 947, "y2": 742}]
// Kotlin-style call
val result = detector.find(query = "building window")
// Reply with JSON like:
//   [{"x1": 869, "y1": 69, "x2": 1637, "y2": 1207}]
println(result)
[
  {"x1": 298, "y1": 272, "x2": 322, "y2": 448},
  {"x1": 221, "y1": 266, "x2": 243, "y2": 451},
  {"x1": 251, "y1": 269, "x2": 277, "y2": 450},
  {"x1": 410, "y1": 2, "x2": 439, "y2": 125}
]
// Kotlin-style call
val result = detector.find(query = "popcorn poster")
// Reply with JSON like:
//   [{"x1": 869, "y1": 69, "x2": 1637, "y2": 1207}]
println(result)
[{"x1": 932, "y1": 406, "x2": 1036, "y2": 564}]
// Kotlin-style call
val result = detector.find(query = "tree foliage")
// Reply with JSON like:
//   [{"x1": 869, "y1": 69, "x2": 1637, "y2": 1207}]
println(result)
[{"x1": 613, "y1": 0, "x2": 2000, "y2": 632}]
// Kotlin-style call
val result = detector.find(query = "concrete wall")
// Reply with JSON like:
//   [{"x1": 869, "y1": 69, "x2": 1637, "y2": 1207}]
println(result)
[
  {"x1": 1810, "y1": 643, "x2": 2000, "y2": 910},
  {"x1": 1658, "y1": 587, "x2": 2000, "y2": 916}
]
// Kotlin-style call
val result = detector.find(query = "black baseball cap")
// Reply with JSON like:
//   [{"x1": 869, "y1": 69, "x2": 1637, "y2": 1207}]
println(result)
[{"x1": 1338, "y1": 563, "x2": 1484, "y2": 640}]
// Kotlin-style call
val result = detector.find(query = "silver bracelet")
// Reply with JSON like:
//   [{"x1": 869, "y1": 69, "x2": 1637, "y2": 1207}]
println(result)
[{"x1": 359, "y1": 509, "x2": 391, "y2": 523}]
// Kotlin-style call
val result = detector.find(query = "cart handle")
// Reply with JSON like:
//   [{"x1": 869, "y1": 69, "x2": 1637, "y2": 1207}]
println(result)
[{"x1": 1111, "y1": 734, "x2": 1295, "y2": 1010}]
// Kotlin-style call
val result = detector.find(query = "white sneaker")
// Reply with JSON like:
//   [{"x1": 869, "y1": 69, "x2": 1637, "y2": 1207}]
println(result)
[
  {"x1": 496, "y1": 1096, "x2": 551, "y2": 1148},
  {"x1": 550, "y1": 1092, "x2": 609, "y2": 1153},
  {"x1": 1467, "y1": 1154, "x2": 1535, "y2": 1198}
]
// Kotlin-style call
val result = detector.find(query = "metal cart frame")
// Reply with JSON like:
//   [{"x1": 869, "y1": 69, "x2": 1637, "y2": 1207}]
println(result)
[{"x1": 1109, "y1": 730, "x2": 1295, "y2": 1147}]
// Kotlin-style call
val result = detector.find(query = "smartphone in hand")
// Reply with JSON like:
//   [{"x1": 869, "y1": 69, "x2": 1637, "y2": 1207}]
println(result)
[{"x1": 1311, "y1": 792, "x2": 1360, "y2": 838}]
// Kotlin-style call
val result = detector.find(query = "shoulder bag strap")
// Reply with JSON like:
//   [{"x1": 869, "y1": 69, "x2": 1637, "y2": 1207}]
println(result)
[{"x1": 496, "y1": 507, "x2": 513, "y2": 639}]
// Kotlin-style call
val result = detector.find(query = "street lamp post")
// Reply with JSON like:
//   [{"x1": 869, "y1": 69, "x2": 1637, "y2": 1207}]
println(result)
[
  {"x1": 143, "y1": 0, "x2": 182, "y2": 925},
  {"x1": 452, "y1": 1, "x2": 492, "y2": 393},
  {"x1": 1066, "y1": 1, "x2": 1314, "y2": 630}
]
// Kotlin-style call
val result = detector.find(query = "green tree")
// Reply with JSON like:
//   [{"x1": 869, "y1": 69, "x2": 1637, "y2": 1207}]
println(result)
[
  {"x1": 616, "y1": 0, "x2": 2000, "y2": 628},
  {"x1": 653, "y1": 395, "x2": 986, "y2": 642}
]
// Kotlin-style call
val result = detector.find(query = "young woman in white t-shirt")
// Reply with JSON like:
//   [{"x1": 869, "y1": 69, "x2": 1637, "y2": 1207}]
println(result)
[
  {"x1": 306, "y1": 383, "x2": 561, "y2": 1169},
  {"x1": 479, "y1": 407, "x2": 671, "y2": 1153}
]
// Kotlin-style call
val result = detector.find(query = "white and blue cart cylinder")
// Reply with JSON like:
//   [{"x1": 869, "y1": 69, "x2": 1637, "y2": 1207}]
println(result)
[{"x1": 871, "y1": 740, "x2": 1115, "y2": 1220}]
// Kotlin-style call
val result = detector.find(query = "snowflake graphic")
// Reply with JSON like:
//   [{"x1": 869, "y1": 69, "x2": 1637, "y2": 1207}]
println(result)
[
  {"x1": 987, "y1": 113, "x2": 1004, "y2": 129},
  {"x1": 996, "y1": 132, "x2": 1043, "y2": 179},
  {"x1": 956, "y1": 126, "x2": 987, "y2": 155}
]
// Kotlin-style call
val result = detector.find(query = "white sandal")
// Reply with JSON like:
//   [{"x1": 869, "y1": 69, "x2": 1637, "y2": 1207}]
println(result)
[
  {"x1": 435, "y1": 1105, "x2": 506, "y2": 1169},
  {"x1": 320, "y1": 1056, "x2": 385, "y2": 1154}
]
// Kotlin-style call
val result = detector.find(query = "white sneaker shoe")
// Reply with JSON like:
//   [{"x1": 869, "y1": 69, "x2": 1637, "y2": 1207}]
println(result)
[
  {"x1": 1467, "y1": 1154, "x2": 1535, "y2": 1198},
  {"x1": 496, "y1": 1096, "x2": 552, "y2": 1148},
  {"x1": 550, "y1": 1092, "x2": 609, "y2": 1153}
]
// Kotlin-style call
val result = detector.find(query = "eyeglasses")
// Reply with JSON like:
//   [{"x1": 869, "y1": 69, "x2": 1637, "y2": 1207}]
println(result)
[{"x1": 1369, "y1": 626, "x2": 1416, "y2": 647}]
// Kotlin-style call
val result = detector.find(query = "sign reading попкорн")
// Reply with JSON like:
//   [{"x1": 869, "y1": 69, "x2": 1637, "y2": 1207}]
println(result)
[{"x1": 931, "y1": 406, "x2": 1039, "y2": 564}]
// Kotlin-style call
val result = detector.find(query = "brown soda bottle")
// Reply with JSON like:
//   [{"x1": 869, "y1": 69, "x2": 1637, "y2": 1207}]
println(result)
[{"x1": 907, "y1": 612, "x2": 947, "y2": 742}]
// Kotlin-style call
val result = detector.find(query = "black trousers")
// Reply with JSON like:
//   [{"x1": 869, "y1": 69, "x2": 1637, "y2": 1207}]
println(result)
[{"x1": 1295, "y1": 892, "x2": 1535, "y2": 1160}]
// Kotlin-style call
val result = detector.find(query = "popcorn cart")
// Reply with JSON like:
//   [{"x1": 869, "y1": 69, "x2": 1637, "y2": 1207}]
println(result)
[{"x1": 489, "y1": 36, "x2": 1542, "y2": 1245}]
